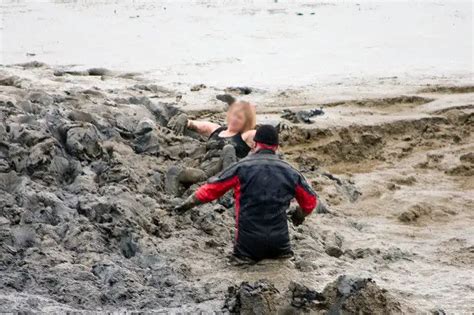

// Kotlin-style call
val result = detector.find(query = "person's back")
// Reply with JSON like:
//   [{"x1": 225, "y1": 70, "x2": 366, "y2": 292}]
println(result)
[
  {"x1": 175, "y1": 125, "x2": 318, "y2": 261},
  {"x1": 218, "y1": 150, "x2": 314, "y2": 259}
]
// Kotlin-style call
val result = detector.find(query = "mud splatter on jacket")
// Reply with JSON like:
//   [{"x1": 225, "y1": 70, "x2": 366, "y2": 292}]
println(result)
[{"x1": 195, "y1": 149, "x2": 317, "y2": 260}]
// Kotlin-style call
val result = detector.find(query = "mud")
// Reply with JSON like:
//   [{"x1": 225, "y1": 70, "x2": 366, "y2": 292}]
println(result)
[
  {"x1": 0, "y1": 63, "x2": 473, "y2": 313},
  {"x1": 224, "y1": 276, "x2": 405, "y2": 314}
]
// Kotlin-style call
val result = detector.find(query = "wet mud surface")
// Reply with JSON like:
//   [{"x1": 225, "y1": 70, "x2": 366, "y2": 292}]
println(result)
[{"x1": 0, "y1": 63, "x2": 473, "y2": 313}]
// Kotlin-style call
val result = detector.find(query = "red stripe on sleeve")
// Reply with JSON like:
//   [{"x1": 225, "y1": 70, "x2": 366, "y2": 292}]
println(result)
[
  {"x1": 195, "y1": 175, "x2": 239, "y2": 203},
  {"x1": 295, "y1": 184, "x2": 317, "y2": 214}
]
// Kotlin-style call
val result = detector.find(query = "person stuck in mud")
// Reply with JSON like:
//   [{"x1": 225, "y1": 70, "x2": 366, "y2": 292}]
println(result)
[
  {"x1": 174, "y1": 125, "x2": 318, "y2": 261},
  {"x1": 166, "y1": 100, "x2": 257, "y2": 196}
]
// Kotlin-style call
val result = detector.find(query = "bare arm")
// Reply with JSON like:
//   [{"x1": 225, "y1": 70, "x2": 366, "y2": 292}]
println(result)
[
  {"x1": 242, "y1": 129, "x2": 256, "y2": 148},
  {"x1": 188, "y1": 120, "x2": 221, "y2": 137}
]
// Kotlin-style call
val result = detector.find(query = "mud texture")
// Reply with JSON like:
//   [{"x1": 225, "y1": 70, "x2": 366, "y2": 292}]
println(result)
[
  {"x1": 0, "y1": 63, "x2": 473, "y2": 313},
  {"x1": 224, "y1": 276, "x2": 402, "y2": 314}
]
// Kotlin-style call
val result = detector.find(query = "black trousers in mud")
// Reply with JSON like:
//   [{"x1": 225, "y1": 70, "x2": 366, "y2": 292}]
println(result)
[{"x1": 234, "y1": 220, "x2": 293, "y2": 261}]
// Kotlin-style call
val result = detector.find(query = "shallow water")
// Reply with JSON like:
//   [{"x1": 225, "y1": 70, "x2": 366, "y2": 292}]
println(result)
[{"x1": 1, "y1": 0, "x2": 472, "y2": 88}]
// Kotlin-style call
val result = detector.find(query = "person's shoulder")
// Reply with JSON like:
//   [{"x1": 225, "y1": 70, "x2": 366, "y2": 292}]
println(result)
[{"x1": 271, "y1": 156, "x2": 305, "y2": 175}]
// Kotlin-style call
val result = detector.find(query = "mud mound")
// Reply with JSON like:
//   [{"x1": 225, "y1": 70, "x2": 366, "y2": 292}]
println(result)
[
  {"x1": 398, "y1": 203, "x2": 433, "y2": 223},
  {"x1": 224, "y1": 276, "x2": 404, "y2": 314},
  {"x1": 0, "y1": 68, "x2": 222, "y2": 311},
  {"x1": 282, "y1": 114, "x2": 470, "y2": 167},
  {"x1": 320, "y1": 275, "x2": 403, "y2": 314},
  {"x1": 223, "y1": 280, "x2": 279, "y2": 315}
]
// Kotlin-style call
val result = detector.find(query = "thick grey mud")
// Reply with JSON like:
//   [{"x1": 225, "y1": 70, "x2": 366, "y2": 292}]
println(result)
[{"x1": 0, "y1": 63, "x2": 473, "y2": 313}]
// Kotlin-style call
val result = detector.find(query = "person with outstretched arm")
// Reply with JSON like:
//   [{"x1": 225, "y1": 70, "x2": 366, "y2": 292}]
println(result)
[{"x1": 174, "y1": 125, "x2": 319, "y2": 261}]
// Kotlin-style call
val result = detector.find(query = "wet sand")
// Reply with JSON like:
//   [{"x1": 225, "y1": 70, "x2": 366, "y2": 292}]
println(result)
[
  {"x1": 2, "y1": 1, "x2": 472, "y2": 88},
  {"x1": 1, "y1": 0, "x2": 473, "y2": 313}
]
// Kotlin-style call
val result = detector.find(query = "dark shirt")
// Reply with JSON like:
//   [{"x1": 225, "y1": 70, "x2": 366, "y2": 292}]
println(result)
[{"x1": 207, "y1": 126, "x2": 251, "y2": 159}]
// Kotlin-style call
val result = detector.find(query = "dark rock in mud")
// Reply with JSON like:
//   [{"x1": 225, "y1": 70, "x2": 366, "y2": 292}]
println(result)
[
  {"x1": 87, "y1": 67, "x2": 113, "y2": 76},
  {"x1": 190, "y1": 84, "x2": 206, "y2": 91},
  {"x1": 223, "y1": 279, "x2": 279, "y2": 315},
  {"x1": 216, "y1": 94, "x2": 236, "y2": 105},
  {"x1": 324, "y1": 232, "x2": 344, "y2": 258},
  {"x1": 281, "y1": 108, "x2": 325, "y2": 124},
  {"x1": 225, "y1": 86, "x2": 252, "y2": 95},
  {"x1": 431, "y1": 307, "x2": 448, "y2": 315},
  {"x1": 288, "y1": 281, "x2": 325, "y2": 309},
  {"x1": 119, "y1": 232, "x2": 140, "y2": 258},
  {"x1": 322, "y1": 172, "x2": 361, "y2": 202}
]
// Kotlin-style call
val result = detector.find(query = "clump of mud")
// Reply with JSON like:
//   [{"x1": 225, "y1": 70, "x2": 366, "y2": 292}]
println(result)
[
  {"x1": 224, "y1": 276, "x2": 404, "y2": 314},
  {"x1": 319, "y1": 275, "x2": 403, "y2": 314},
  {"x1": 223, "y1": 280, "x2": 279, "y2": 315}
]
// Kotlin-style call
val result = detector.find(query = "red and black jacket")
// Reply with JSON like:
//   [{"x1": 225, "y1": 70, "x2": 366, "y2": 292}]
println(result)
[{"x1": 195, "y1": 149, "x2": 317, "y2": 260}]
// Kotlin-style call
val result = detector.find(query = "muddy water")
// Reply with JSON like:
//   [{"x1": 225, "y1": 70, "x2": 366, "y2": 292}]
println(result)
[
  {"x1": 0, "y1": 1, "x2": 473, "y2": 313},
  {"x1": 2, "y1": 1, "x2": 472, "y2": 88}
]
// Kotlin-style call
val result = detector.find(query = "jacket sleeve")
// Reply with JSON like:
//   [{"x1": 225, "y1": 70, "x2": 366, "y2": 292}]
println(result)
[
  {"x1": 195, "y1": 164, "x2": 240, "y2": 203},
  {"x1": 294, "y1": 174, "x2": 318, "y2": 215}
]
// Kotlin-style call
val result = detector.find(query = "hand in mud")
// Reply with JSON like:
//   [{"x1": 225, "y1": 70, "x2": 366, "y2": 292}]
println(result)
[
  {"x1": 174, "y1": 202, "x2": 191, "y2": 214},
  {"x1": 167, "y1": 113, "x2": 188, "y2": 135},
  {"x1": 173, "y1": 194, "x2": 201, "y2": 214},
  {"x1": 288, "y1": 206, "x2": 306, "y2": 226}
]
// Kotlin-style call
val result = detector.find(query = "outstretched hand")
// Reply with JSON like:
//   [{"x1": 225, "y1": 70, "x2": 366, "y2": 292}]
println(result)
[
  {"x1": 170, "y1": 194, "x2": 201, "y2": 215},
  {"x1": 173, "y1": 202, "x2": 191, "y2": 214},
  {"x1": 167, "y1": 113, "x2": 188, "y2": 135}
]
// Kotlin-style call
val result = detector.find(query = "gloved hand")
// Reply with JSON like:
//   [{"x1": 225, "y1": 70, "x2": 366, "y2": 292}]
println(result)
[
  {"x1": 167, "y1": 113, "x2": 188, "y2": 135},
  {"x1": 173, "y1": 194, "x2": 201, "y2": 214},
  {"x1": 288, "y1": 206, "x2": 306, "y2": 226}
]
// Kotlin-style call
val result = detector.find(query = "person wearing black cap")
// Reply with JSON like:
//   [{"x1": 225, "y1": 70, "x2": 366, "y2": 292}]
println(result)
[{"x1": 174, "y1": 124, "x2": 318, "y2": 261}]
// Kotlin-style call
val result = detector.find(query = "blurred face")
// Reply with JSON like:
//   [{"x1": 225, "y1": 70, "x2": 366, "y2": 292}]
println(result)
[{"x1": 227, "y1": 109, "x2": 246, "y2": 132}]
